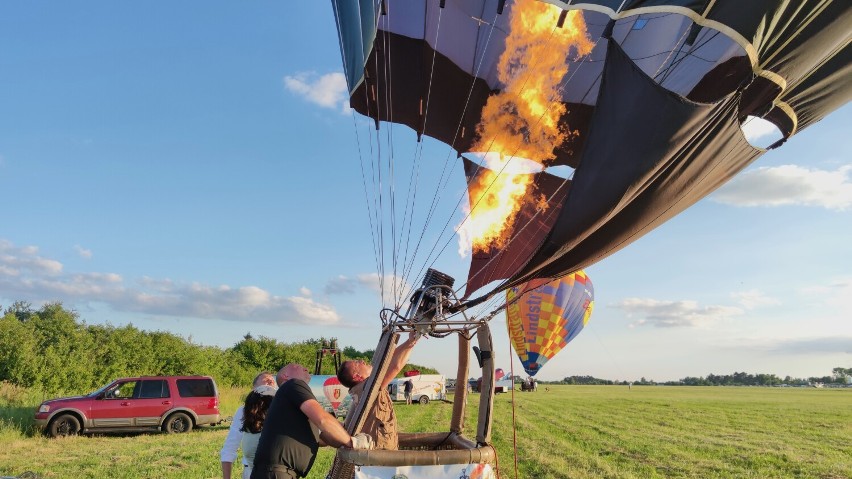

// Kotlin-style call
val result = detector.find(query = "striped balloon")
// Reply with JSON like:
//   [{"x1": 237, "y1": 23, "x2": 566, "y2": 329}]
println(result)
[{"x1": 506, "y1": 271, "x2": 594, "y2": 376}]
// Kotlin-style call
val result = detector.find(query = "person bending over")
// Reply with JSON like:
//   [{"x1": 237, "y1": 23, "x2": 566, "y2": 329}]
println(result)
[{"x1": 251, "y1": 363, "x2": 371, "y2": 479}]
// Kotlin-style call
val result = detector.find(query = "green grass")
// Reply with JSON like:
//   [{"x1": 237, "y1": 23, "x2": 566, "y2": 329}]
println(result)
[{"x1": 1, "y1": 385, "x2": 850, "y2": 478}]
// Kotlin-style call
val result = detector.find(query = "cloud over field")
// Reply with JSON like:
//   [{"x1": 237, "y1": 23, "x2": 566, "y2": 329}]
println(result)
[
  {"x1": 613, "y1": 297, "x2": 744, "y2": 328},
  {"x1": 0, "y1": 239, "x2": 340, "y2": 325}
]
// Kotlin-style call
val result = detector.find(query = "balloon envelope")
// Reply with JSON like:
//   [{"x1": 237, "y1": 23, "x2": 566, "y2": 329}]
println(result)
[
  {"x1": 333, "y1": 0, "x2": 851, "y2": 304},
  {"x1": 495, "y1": 368, "x2": 505, "y2": 381},
  {"x1": 506, "y1": 271, "x2": 594, "y2": 376}
]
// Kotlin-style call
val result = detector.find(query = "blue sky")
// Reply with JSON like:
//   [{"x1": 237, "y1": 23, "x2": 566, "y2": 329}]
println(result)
[{"x1": 1, "y1": 2, "x2": 849, "y2": 382}]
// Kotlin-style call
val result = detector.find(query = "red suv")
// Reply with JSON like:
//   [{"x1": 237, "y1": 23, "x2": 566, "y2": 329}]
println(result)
[{"x1": 34, "y1": 375, "x2": 220, "y2": 437}]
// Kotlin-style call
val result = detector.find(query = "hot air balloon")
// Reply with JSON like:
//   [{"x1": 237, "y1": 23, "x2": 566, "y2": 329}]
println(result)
[
  {"x1": 494, "y1": 368, "x2": 506, "y2": 381},
  {"x1": 323, "y1": 376, "x2": 345, "y2": 410},
  {"x1": 328, "y1": 1, "x2": 850, "y2": 477},
  {"x1": 506, "y1": 271, "x2": 594, "y2": 376},
  {"x1": 331, "y1": 0, "x2": 851, "y2": 308}
]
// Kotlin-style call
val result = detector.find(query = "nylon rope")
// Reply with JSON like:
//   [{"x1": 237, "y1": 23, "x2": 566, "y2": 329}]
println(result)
[
  {"x1": 391, "y1": 3, "x2": 602, "y2": 315},
  {"x1": 332, "y1": 1, "x2": 383, "y2": 280},
  {"x1": 398, "y1": 4, "x2": 446, "y2": 307},
  {"x1": 446, "y1": 7, "x2": 611, "y2": 303},
  {"x1": 452, "y1": 2, "x2": 637, "y2": 302},
  {"x1": 396, "y1": 6, "x2": 504, "y2": 304},
  {"x1": 651, "y1": 16, "x2": 692, "y2": 81},
  {"x1": 509, "y1": 332, "x2": 519, "y2": 479},
  {"x1": 368, "y1": 2, "x2": 391, "y2": 304},
  {"x1": 457, "y1": 0, "x2": 767, "y2": 305},
  {"x1": 405, "y1": 9, "x2": 581, "y2": 304},
  {"x1": 379, "y1": 9, "x2": 403, "y2": 306}
]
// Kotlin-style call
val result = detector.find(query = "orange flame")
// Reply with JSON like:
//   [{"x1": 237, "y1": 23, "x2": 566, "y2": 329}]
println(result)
[{"x1": 459, "y1": 1, "x2": 593, "y2": 254}]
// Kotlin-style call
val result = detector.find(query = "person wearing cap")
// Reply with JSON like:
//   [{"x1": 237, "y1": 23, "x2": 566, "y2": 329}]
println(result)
[
  {"x1": 221, "y1": 371, "x2": 277, "y2": 479},
  {"x1": 251, "y1": 363, "x2": 373, "y2": 479},
  {"x1": 239, "y1": 385, "x2": 277, "y2": 479}
]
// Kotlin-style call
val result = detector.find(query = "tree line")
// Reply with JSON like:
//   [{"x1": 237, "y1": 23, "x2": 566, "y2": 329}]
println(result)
[
  {"x1": 0, "y1": 301, "x2": 436, "y2": 396},
  {"x1": 546, "y1": 370, "x2": 850, "y2": 387}
]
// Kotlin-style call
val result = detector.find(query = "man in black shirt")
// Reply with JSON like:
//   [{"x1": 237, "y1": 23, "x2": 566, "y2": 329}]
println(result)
[
  {"x1": 403, "y1": 379, "x2": 414, "y2": 405},
  {"x1": 251, "y1": 363, "x2": 371, "y2": 479}
]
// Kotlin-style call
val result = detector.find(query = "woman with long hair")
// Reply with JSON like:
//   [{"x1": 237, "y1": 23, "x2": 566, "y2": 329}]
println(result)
[{"x1": 239, "y1": 385, "x2": 276, "y2": 479}]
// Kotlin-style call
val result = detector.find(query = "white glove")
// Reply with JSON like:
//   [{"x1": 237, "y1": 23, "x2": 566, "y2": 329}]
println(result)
[{"x1": 350, "y1": 433, "x2": 374, "y2": 450}]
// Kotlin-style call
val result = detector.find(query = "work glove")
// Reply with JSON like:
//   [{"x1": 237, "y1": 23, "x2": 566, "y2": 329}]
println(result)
[{"x1": 350, "y1": 433, "x2": 374, "y2": 450}]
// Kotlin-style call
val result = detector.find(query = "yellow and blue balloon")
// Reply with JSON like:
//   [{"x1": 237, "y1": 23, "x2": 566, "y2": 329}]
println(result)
[{"x1": 506, "y1": 271, "x2": 594, "y2": 376}]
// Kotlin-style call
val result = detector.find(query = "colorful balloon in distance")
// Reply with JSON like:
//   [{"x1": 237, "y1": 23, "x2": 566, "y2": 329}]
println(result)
[
  {"x1": 323, "y1": 376, "x2": 345, "y2": 410},
  {"x1": 495, "y1": 368, "x2": 506, "y2": 381},
  {"x1": 506, "y1": 271, "x2": 594, "y2": 376}
]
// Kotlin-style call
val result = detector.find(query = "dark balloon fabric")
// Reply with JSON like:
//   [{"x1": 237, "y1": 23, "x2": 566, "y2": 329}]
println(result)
[
  {"x1": 332, "y1": 0, "x2": 851, "y2": 302},
  {"x1": 506, "y1": 272, "x2": 594, "y2": 376}
]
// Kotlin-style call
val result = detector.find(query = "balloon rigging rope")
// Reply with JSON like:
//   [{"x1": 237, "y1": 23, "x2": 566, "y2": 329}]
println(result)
[
  {"x1": 393, "y1": 4, "x2": 597, "y2": 311},
  {"x1": 509, "y1": 333, "x2": 520, "y2": 479},
  {"x1": 401, "y1": 13, "x2": 582, "y2": 305},
  {"x1": 651, "y1": 18, "x2": 693, "y2": 81},
  {"x1": 437, "y1": 4, "x2": 640, "y2": 302},
  {"x1": 458, "y1": 1, "x2": 736, "y2": 303},
  {"x1": 371, "y1": 45, "x2": 387, "y2": 302},
  {"x1": 333, "y1": 1, "x2": 384, "y2": 284},
  {"x1": 379, "y1": 12, "x2": 404, "y2": 305},
  {"x1": 447, "y1": 14, "x2": 606, "y2": 302},
  {"x1": 657, "y1": 31, "x2": 725, "y2": 87},
  {"x1": 394, "y1": 9, "x2": 505, "y2": 304},
  {"x1": 396, "y1": 6, "x2": 446, "y2": 306},
  {"x1": 378, "y1": 0, "x2": 642, "y2": 310}
]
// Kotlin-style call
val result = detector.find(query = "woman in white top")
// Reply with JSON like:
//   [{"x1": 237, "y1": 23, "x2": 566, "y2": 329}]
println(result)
[{"x1": 239, "y1": 385, "x2": 276, "y2": 479}]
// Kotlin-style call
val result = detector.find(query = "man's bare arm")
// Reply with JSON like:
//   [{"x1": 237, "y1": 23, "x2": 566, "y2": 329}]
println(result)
[
  {"x1": 300, "y1": 399, "x2": 352, "y2": 448},
  {"x1": 381, "y1": 331, "x2": 419, "y2": 389}
]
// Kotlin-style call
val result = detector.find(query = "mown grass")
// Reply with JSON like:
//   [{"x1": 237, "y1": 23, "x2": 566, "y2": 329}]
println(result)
[{"x1": 1, "y1": 384, "x2": 849, "y2": 478}]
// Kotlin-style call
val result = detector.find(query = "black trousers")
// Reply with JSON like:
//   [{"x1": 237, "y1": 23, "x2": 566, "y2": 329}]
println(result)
[{"x1": 250, "y1": 464, "x2": 298, "y2": 479}]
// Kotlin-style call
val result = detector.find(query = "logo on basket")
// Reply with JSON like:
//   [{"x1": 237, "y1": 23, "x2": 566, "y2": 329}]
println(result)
[{"x1": 458, "y1": 469, "x2": 470, "y2": 479}]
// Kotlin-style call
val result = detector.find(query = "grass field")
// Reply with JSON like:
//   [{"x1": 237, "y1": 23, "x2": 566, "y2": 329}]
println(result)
[{"x1": 1, "y1": 384, "x2": 850, "y2": 478}]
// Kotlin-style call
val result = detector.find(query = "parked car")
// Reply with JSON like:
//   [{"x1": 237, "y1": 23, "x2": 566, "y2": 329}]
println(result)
[{"x1": 34, "y1": 375, "x2": 220, "y2": 438}]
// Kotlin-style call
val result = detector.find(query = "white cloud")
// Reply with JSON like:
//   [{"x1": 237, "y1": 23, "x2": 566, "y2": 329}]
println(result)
[
  {"x1": 801, "y1": 277, "x2": 852, "y2": 311},
  {"x1": 325, "y1": 275, "x2": 357, "y2": 295},
  {"x1": 712, "y1": 164, "x2": 852, "y2": 210},
  {"x1": 0, "y1": 240, "x2": 63, "y2": 275},
  {"x1": 283, "y1": 72, "x2": 349, "y2": 113},
  {"x1": 287, "y1": 296, "x2": 340, "y2": 324},
  {"x1": 74, "y1": 245, "x2": 93, "y2": 259},
  {"x1": 741, "y1": 116, "x2": 782, "y2": 144},
  {"x1": 0, "y1": 238, "x2": 340, "y2": 325},
  {"x1": 325, "y1": 272, "x2": 412, "y2": 306},
  {"x1": 730, "y1": 289, "x2": 780, "y2": 310},
  {"x1": 299, "y1": 287, "x2": 312, "y2": 296},
  {"x1": 614, "y1": 297, "x2": 744, "y2": 328}
]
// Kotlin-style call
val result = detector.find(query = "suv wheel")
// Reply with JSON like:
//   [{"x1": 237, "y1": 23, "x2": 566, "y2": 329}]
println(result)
[
  {"x1": 48, "y1": 413, "x2": 81, "y2": 438},
  {"x1": 163, "y1": 412, "x2": 193, "y2": 434},
  {"x1": 419, "y1": 395, "x2": 429, "y2": 405}
]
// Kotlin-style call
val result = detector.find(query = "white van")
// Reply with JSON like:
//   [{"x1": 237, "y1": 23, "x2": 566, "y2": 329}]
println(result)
[
  {"x1": 494, "y1": 378, "x2": 515, "y2": 393},
  {"x1": 389, "y1": 375, "x2": 447, "y2": 404}
]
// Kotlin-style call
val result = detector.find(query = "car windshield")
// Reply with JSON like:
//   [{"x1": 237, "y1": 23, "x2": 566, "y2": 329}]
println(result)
[{"x1": 89, "y1": 382, "x2": 116, "y2": 397}]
